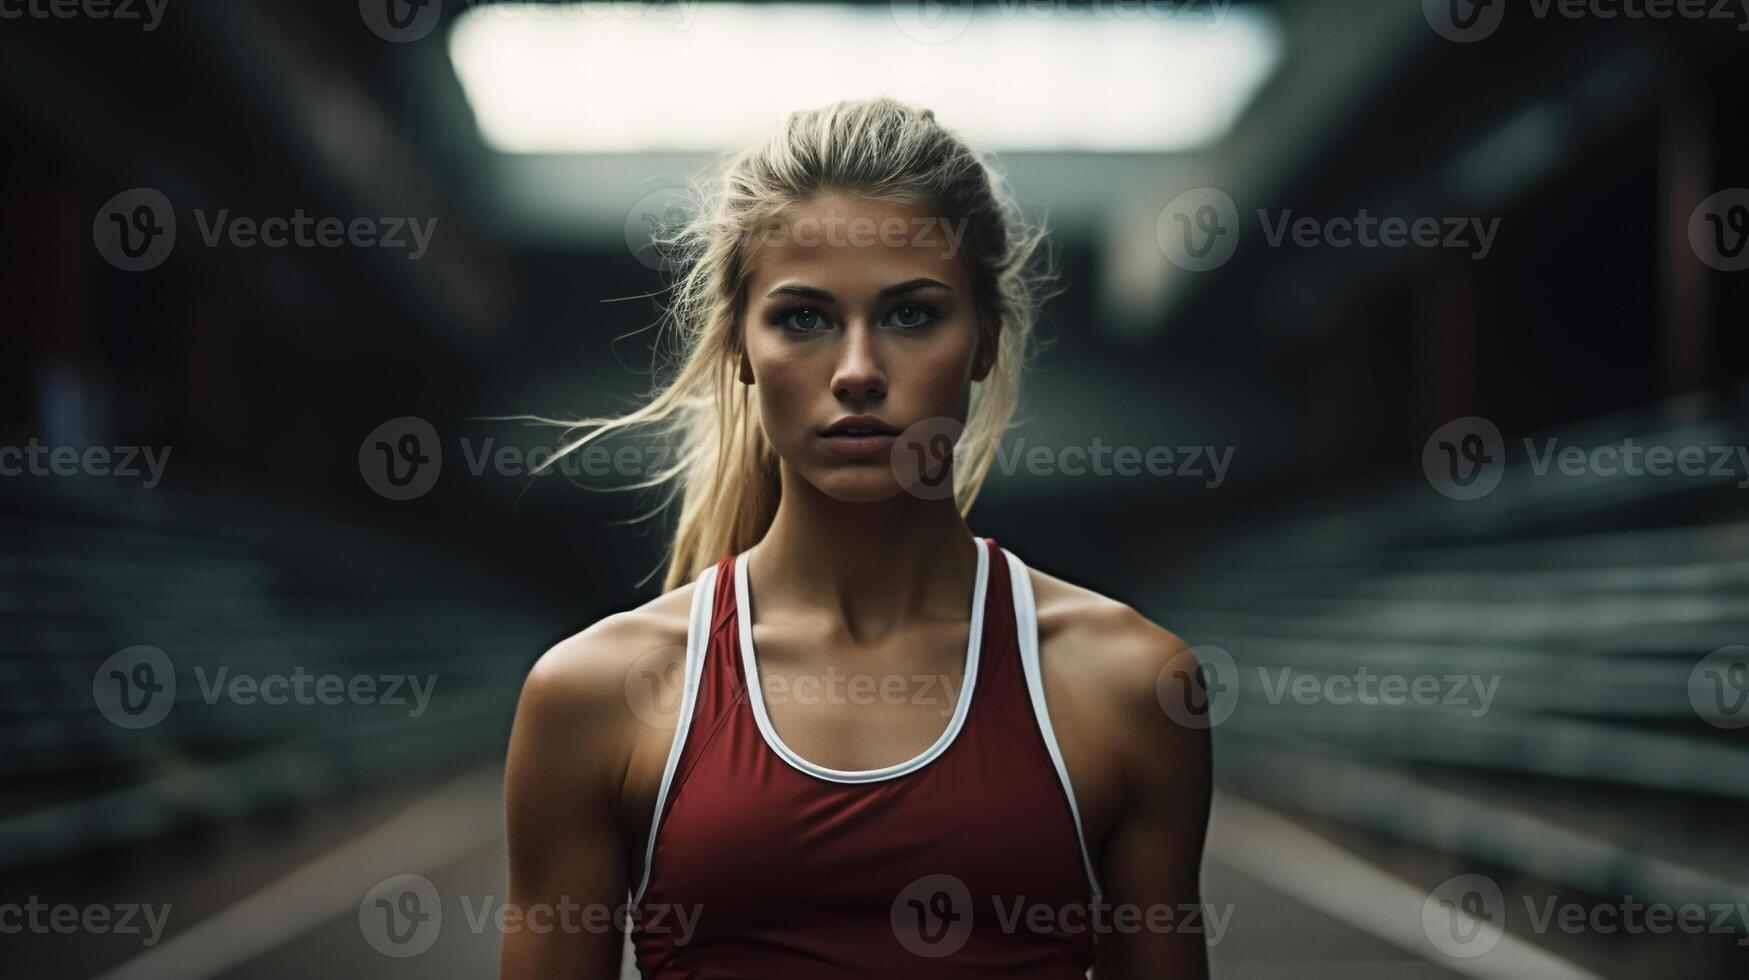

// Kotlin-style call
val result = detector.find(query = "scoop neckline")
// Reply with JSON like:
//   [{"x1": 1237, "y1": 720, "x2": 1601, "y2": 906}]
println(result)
[{"x1": 733, "y1": 536, "x2": 990, "y2": 784}]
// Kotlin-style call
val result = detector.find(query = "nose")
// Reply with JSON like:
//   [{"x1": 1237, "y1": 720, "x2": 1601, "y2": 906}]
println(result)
[{"x1": 831, "y1": 322, "x2": 887, "y2": 403}]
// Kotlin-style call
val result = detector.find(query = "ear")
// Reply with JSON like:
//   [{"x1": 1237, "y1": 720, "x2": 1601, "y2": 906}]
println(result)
[
  {"x1": 729, "y1": 309, "x2": 756, "y2": 385},
  {"x1": 970, "y1": 317, "x2": 997, "y2": 383}
]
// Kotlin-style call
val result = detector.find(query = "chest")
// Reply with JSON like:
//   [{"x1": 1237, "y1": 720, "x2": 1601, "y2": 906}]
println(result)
[
  {"x1": 620, "y1": 618, "x2": 1127, "y2": 892},
  {"x1": 742, "y1": 621, "x2": 973, "y2": 772},
  {"x1": 639, "y1": 701, "x2": 1097, "y2": 936}
]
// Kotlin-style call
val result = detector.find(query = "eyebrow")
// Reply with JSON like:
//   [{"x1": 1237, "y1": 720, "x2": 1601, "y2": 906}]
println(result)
[{"x1": 765, "y1": 277, "x2": 953, "y2": 303}]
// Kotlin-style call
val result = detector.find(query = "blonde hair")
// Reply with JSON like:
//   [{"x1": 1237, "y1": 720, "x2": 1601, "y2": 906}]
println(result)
[{"x1": 529, "y1": 97, "x2": 1055, "y2": 592}]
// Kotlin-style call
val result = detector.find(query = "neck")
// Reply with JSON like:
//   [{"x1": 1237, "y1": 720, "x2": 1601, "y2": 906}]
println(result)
[{"x1": 745, "y1": 464, "x2": 983, "y2": 641}]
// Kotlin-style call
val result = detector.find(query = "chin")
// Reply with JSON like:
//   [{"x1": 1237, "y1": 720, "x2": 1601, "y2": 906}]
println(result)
[{"x1": 806, "y1": 467, "x2": 908, "y2": 504}]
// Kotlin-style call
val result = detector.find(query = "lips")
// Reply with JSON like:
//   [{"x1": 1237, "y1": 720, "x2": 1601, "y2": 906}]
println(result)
[
  {"x1": 820, "y1": 415, "x2": 899, "y2": 437},
  {"x1": 819, "y1": 415, "x2": 900, "y2": 458},
  {"x1": 820, "y1": 431, "x2": 898, "y2": 457}
]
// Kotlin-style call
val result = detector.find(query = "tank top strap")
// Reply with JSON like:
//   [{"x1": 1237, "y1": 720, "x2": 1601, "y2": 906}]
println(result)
[
  {"x1": 708, "y1": 553, "x2": 737, "y2": 639},
  {"x1": 971, "y1": 536, "x2": 1015, "y2": 693},
  {"x1": 644, "y1": 557, "x2": 739, "y2": 840},
  {"x1": 690, "y1": 552, "x2": 747, "y2": 726},
  {"x1": 967, "y1": 538, "x2": 1059, "y2": 776},
  {"x1": 629, "y1": 556, "x2": 732, "y2": 907},
  {"x1": 979, "y1": 539, "x2": 1106, "y2": 904}
]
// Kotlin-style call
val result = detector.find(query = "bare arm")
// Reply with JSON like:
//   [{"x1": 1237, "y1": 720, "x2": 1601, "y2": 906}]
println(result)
[
  {"x1": 1092, "y1": 624, "x2": 1214, "y2": 979},
  {"x1": 500, "y1": 632, "x2": 635, "y2": 980}
]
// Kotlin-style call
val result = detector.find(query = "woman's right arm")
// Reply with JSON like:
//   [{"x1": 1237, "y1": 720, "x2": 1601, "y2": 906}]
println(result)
[{"x1": 500, "y1": 631, "x2": 634, "y2": 980}]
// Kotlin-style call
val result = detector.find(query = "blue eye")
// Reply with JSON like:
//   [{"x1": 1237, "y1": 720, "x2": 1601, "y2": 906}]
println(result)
[
  {"x1": 780, "y1": 307, "x2": 826, "y2": 332},
  {"x1": 885, "y1": 303, "x2": 935, "y2": 329}
]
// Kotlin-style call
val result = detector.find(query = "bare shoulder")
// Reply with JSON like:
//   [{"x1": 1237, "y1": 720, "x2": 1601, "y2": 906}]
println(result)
[
  {"x1": 502, "y1": 579, "x2": 704, "y2": 941},
  {"x1": 513, "y1": 579, "x2": 699, "y2": 763},
  {"x1": 1026, "y1": 563, "x2": 1209, "y2": 794},
  {"x1": 1029, "y1": 564, "x2": 1192, "y2": 705}
]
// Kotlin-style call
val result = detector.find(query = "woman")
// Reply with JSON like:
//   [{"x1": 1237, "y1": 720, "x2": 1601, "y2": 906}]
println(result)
[{"x1": 500, "y1": 97, "x2": 1212, "y2": 979}]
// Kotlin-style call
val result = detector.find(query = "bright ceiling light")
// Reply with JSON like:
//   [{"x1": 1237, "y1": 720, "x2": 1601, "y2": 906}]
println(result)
[{"x1": 449, "y1": 2, "x2": 1283, "y2": 154}]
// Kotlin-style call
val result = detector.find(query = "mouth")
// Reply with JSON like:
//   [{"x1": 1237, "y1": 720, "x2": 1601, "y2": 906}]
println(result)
[{"x1": 819, "y1": 416, "x2": 900, "y2": 457}]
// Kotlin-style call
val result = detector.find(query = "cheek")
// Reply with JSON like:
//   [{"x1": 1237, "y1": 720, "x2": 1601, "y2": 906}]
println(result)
[
  {"x1": 918, "y1": 330, "x2": 982, "y2": 395},
  {"x1": 749, "y1": 351, "x2": 816, "y2": 430},
  {"x1": 923, "y1": 350, "x2": 970, "y2": 397}
]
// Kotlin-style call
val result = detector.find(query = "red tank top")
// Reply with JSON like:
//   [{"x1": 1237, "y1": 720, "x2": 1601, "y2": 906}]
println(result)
[{"x1": 630, "y1": 536, "x2": 1102, "y2": 978}]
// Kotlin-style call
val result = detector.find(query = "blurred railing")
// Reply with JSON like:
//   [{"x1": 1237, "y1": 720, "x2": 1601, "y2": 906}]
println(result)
[
  {"x1": 0, "y1": 481, "x2": 550, "y2": 871},
  {"x1": 1155, "y1": 385, "x2": 1749, "y2": 920}
]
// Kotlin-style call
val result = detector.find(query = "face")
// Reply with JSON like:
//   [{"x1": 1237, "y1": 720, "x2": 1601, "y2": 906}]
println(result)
[{"x1": 738, "y1": 191, "x2": 991, "y2": 503}]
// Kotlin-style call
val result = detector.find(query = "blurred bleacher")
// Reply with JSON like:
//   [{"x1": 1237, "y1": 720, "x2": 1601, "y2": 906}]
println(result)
[
  {"x1": 1158, "y1": 386, "x2": 1749, "y2": 977},
  {"x1": 0, "y1": 476, "x2": 549, "y2": 874}
]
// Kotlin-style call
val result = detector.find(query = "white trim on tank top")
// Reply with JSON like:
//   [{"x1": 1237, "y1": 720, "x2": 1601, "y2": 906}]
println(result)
[
  {"x1": 630, "y1": 542, "x2": 1104, "y2": 909},
  {"x1": 1002, "y1": 546, "x2": 1105, "y2": 905},
  {"x1": 735, "y1": 535, "x2": 990, "y2": 785},
  {"x1": 630, "y1": 560, "x2": 718, "y2": 909}
]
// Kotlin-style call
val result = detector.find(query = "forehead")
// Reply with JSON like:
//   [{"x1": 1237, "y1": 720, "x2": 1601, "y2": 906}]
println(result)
[{"x1": 742, "y1": 191, "x2": 968, "y2": 299}]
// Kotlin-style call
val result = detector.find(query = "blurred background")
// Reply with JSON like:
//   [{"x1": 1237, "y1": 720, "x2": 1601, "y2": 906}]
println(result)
[{"x1": 3, "y1": 0, "x2": 1748, "y2": 977}]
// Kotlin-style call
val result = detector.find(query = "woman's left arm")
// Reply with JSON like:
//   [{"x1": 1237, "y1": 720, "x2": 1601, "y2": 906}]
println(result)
[{"x1": 1092, "y1": 630, "x2": 1214, "y2": 980}]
